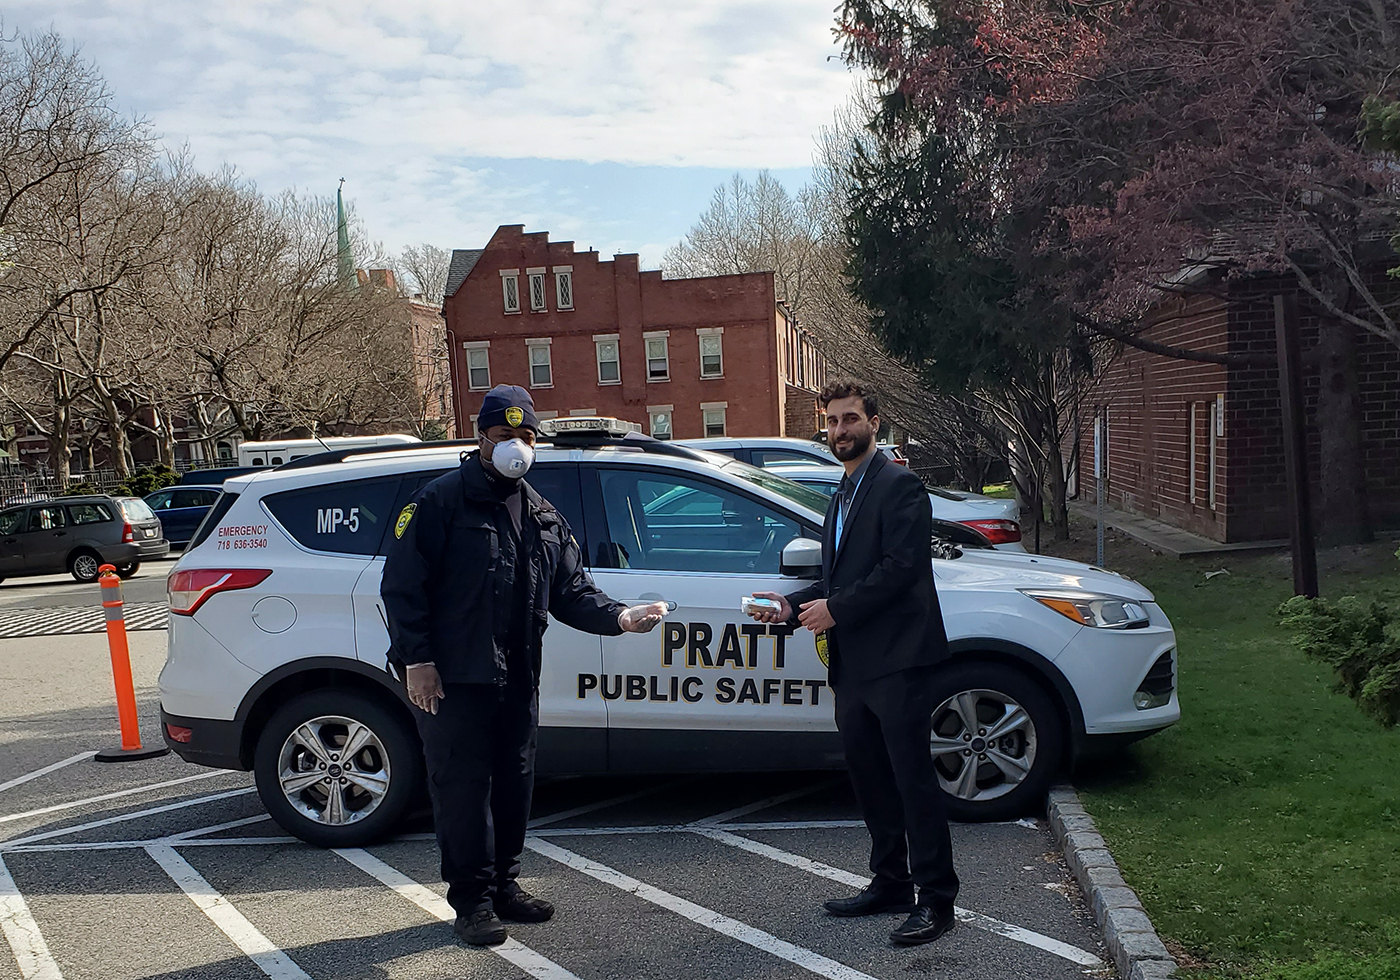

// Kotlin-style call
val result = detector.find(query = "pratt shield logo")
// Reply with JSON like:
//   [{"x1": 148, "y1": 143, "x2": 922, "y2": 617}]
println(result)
[
  {"x1": 505, "y1": 406, "x2": 524, "y2": 427},
  {"x1": 815, "y1": 631, "x2": 831, "y2": 668},
  {"x1": 394, "y1": 503, "x2": 416, "y2": 539}
]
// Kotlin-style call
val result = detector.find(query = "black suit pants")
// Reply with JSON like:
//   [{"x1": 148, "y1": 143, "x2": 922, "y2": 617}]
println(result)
[
  {"x1": 413, "y1": 678, "x2": 538, "y2": 916},
  {"x1": 834, "y1": 665, "x2": 960, "y2": 911}
]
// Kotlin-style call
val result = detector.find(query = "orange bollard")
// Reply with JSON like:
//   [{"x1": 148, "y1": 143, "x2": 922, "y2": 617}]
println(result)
[{"x1": 94, "y1": 563, "x2": 169, "y2": 763}]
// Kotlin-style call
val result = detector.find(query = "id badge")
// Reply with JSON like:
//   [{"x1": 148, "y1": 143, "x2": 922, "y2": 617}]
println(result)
[{"x1": 815, "y1": 630, "x2": 831, "y2": 668}]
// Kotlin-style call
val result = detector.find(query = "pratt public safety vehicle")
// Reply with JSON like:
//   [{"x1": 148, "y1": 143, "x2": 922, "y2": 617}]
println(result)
[{"x1": 159, "y1": 419, "x2": 1179, "y2": 847}]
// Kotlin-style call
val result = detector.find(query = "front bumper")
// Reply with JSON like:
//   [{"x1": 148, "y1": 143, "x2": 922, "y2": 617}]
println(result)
[{"x1": 1054, "y1": 601, "x2": 1181, "y2": 736}]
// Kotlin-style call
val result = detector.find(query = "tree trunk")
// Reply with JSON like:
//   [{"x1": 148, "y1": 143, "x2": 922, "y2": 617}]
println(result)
[
  {"x1": 1313, "y1": 319, "x2": 1372, "y2": 545},
  {"x1": 1046, "y1": 436, "x2": 1070, "y2": 541}
]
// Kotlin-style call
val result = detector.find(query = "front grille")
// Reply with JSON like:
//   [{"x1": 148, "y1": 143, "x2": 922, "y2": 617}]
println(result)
[{"x1": 1139, "y1": 650, "x2": 1175, "y2": 697}]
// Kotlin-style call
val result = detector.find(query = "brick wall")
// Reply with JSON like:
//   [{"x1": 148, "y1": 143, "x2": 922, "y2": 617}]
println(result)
[
  {"x1": 783, "y1": 384, "x2": 820, "y2": 439},
  {"x1": 445, "y1": 226, "x2": 788, "y2": 439}
]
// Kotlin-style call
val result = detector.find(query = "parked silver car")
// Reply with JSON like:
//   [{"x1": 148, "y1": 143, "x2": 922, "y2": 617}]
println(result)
[{"x1": 0, "y1": 495, "x2": 169, "y2": 583}]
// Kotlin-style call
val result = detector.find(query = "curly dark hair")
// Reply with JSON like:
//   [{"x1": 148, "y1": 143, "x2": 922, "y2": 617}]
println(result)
[{"x1": 818, "y1": 380, "x2": 878, "y2": 419}]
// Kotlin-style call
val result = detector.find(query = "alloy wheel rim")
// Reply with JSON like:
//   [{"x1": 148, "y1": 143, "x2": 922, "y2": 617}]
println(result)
[
  {"x1": 73, "y1": 555, "x2": 98, "y2": 580},
  {"x1": 276, "y1": 715, "x2": 391, "y2": 826},
  {"x1": 930, "y1": 688, "x2": 1037, "y2": 802}
]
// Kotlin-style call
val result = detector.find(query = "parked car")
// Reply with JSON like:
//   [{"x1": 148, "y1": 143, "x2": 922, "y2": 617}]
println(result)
[
  {"x1": 0, "y1": 495, "x2": 168, "y2": 583},
  {"x1": 159, "y1": 423, "x2": 1176, "y2": 846},
  {"x1": 767, "y1": 462, "x2": 1025, "y2": 550},
  {"x1": 674, "y1": 436, "x2": 909, "y2": 468},
  {"x1": 178, "y1": 467, "x2": 266, "y2": 485},
  {"x1": 145, "y1": 485, "x2": 223, "y2": 548}
]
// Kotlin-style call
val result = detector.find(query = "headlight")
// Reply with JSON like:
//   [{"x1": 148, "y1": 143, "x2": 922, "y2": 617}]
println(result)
[{"x1": 1021, "y1": 591, "x2": 1150, "y2": 629}]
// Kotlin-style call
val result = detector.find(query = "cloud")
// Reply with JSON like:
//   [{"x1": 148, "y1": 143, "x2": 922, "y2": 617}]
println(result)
[{"x1": 4, "y1": 0, "x2": 853, "y2": 254}]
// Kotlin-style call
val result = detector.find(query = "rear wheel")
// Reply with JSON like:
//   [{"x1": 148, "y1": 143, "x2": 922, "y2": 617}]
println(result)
[
  {"x1": 254, "y1": 689, "x2": 422, "y2": 848},
  {"x1": 68, "y1": 550, "x2": 101, "y2": 583},
  {"x1": 928, "y1": 661, "x2": 1064, "y2": 822},
  {"x1": 115, "y1": 560, "x2": 140, "y2": 579}
]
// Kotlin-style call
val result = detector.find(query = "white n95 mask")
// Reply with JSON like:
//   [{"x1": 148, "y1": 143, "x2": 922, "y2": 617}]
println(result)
[{"x1": 490, "y1": 437, "x2": 534, "y2": 478}]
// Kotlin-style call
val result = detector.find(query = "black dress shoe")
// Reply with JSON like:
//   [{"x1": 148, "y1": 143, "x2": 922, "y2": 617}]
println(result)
[
  {"x1": 454, "y1": 909, "x2": 508, "y2": 946},
  {"x1": 891, "y1": 906, "x2": 956, "y2": 946},
  {"x1": 824, "y1": 884, "x2": 916, "y2": 917},
  {"x1": 495, "y1": 887, "x2": 555, "y2": 923}
]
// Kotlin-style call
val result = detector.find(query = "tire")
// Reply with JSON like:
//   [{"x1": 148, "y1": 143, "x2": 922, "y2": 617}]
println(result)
[
  {"x1": 254, "y1": 688, "x2": 422, "y2": 848},
  {"x1": 116, "y1": 561, "x2": 140, "y2": 579},
  {"x1": 68, "y1": 550, "x2": 102, "y2": 583},
  {"x1": 928, "y1": 661, "x2": 1065, "y2": 823}
]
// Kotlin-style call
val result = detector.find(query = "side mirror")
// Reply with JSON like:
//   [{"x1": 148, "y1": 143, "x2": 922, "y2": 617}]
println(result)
[{"x1": 780, "y1": 537, "x2": 822, "y2": 578}]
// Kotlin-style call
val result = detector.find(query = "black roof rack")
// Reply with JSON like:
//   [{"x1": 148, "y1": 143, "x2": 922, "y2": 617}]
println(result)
[{"x1": 272, "y1": 431, "x2": 711, "y2": 471}]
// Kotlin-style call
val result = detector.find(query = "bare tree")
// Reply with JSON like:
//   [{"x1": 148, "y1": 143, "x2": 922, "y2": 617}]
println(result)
[{"x1": 398, "y1": 243, "x2": 451, "y2": 304}]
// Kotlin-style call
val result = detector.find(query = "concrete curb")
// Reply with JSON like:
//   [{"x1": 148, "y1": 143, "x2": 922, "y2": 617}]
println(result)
[{"x1": 1047, "y1": 785, "x2": 1178, "y2": 979}]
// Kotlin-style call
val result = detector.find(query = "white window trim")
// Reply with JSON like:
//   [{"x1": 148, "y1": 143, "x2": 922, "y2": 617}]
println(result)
[
  {"x1": 700, "y1": 401, "x2": 729, "y2": 410},
  {"x1": 594, "y1": 334, "x2": 621, "y2": 386},
  {"x1": 462, "y1": 340, "x2": 491, "y2": 349},
  {"x1": 698, "y1": 329, "x2": 724, "y2": 379},
  {"x1": 500, "y1": 269, "x2": 521, "y2": 314},
  {"x1": 527, "y1": 339, "x2": 553, "y2": 389},
  {"x1": 527, "y1": 268, "x2": 547, "y2": 312},
  {"x1": 537, "y1": 410, "x2": 559, "y2": 421},
  {"x1": 701, "y1": 402, "x2": 727, "y2": 436},
  {"x1": 647, "y1": 404, "x2": 674, "y2": 439},
  {"x1": 569, "y1": 408, "x2": 597, "y2": 416},
  {"x1": 645, "y1": 333, "x2": 671, "y2": 383},
  {"x1": 554, "y1": 267, "x2": 574, "y2": 311},
  {"x1": 465, "y1": 343, "x2": 491, "y2": 392}
]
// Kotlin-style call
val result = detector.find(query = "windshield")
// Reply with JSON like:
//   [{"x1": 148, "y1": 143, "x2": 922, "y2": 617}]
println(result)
[
  {"x1": 721, "y1": 459, "x2": 831, "y2": 514},
  {"x1": 119, "y1": 498, "x2": 157, "y2": 522}
]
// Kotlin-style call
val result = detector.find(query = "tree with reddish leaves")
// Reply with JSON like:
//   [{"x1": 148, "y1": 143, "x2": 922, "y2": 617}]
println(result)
[{"x1": 837, "y1": 0, "x2": 1400, "y2": 544}]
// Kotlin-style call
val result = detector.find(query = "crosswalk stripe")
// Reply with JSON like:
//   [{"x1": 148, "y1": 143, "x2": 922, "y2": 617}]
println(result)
[
  {"x1": 333, "y1": 847, "x2": 581, "y2": 980},
  {"x1": 525, "y1": 837, "x2": 880, "y2": 980},
  {"x1": 2, "y1": 787, "x2": 254, "y2": 847},
  {"x1": 0, "y1": 853, "x2": 63, "y2": 979},
  {"x1": 146, "y1": 844, "x2": 311, "y2": 980},
  {"x1": 0, "y1": 602, "x2": 168, "y2": 639}
]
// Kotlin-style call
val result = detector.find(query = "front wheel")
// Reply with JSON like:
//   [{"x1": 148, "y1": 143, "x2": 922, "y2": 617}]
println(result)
[
  {"x1": 116, "y1": 560, "x2": 140, "y2": 579},
  {"x1": 254, "y1": 689, "x2": 422, "y2": 848},
  {"x1": 68, "y1": 550, "x2": 101, "y2": 583},
  {"x1": 928, "y1": 661, "x2": 1064, "y2": 822}
]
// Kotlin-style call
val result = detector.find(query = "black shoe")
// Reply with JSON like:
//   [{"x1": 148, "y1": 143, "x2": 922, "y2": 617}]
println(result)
[
  {"x1": 891, "y1": 906, "x2": 956, "y2": 946},
  {"x1": 824, "y1": 884, "x2": 916, "y2": 917},
  {"x1": 495, "y1": 887, "x2": 555, "y2": 923},
  {"x1": 454, "y1": 909, "x2": 508, "y2": 946}
]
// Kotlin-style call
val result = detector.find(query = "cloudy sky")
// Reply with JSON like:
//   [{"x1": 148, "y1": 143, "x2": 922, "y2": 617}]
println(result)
[{"x1": 7, "y1": 1, "x2": 857, "y2": 266}]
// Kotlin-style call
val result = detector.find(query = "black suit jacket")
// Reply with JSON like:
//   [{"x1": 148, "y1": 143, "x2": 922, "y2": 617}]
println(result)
[{"x1": 785, "y1": 451, "x2": 949, "y2": 686}]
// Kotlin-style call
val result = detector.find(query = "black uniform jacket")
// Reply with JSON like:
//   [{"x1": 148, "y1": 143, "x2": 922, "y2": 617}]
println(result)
[
  {"x1": 784, "y1": 451, "x2": 949, "y2": 686},
  {"x1": 381, "y1": 454, "x2": 625, "y2": 686}
]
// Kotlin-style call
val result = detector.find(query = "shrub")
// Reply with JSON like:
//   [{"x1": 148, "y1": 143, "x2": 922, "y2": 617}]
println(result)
[
  {"x1": 118, "y1": 465, "x2": 179, "y2": 498},
  {"x1": 1278, "y1": 595, "x2": 1400, "y2": 727},
  {"x1": 60, "y1": 482, "x2": 99, "y2": 497}
]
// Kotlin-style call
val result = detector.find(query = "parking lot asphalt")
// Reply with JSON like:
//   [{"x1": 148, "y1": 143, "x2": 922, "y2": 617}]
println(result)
[{"x1": 0, "y1": 577, "x2": 1115, "y2": 980}]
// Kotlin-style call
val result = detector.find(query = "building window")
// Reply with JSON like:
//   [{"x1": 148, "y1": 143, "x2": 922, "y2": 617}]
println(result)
[
  {"x1": 648, "y1": 405, "x2": 673, "y2": 440},
  {"x1": 595, "y1": 335, "x2": 620, "y2": 385},
  {"x1": 465, "y1": 343, "x2": 491, "y2": 391},
  {"x1": 698, "y1": 329, "x2": 723, "y2": 378},
  {"x1": 645, "y1": 332, "x2": 670, "y2": 381},
  {"x1": 501, "y1": 270, "x2": 520, "y2": 313},
  {"x1": 527, "y1": 340, "x2": 553, "y2": 388},
  {"x1": 528, "y1": 268, "x2": 547, "y2": 312},
  {"x1": 555, "y1": 268, "x2": 574, "y2": 311},
  {"x1": 701, "y1": 402, "x2": 727, "y2": 437}
]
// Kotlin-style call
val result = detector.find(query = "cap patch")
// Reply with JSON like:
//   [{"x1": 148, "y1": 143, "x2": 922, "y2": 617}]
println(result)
[
  {"x1": 394, "y1": 503, "x2": 417, "y2": 539},
  {"x1": 504, "y1": 406, "x2": 525, "y2": 428}
]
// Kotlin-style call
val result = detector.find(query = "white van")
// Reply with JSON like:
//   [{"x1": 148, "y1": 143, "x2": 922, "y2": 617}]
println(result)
[{"x1": 238, "y1": 435, "x2": 421, "y2": 467}]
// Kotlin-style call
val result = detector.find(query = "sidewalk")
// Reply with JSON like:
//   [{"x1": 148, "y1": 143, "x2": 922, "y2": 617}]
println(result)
[{"x1": 1067, "y1": 499, "x2": 1289, "y2": 559}]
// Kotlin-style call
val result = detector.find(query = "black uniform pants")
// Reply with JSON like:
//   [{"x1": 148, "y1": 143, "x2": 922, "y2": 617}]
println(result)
[
  {"x1": 413, "y1": 678, "x2": 538, "y2": 916},
  {"x1": 833, "y1": 665, "x2": 960, "y2": 912}
]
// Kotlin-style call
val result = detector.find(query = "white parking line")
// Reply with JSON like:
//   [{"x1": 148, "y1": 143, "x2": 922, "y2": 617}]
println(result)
[
  {"x1": 694, "y1": 828, "x2": 1104, "y2": 968},
  {"x1": 161, "y1": 815, "x2": 273, "y2": 843},
  {"x1": 528, "y1": 783, "x2": 675, "y2": 829},
  {"x1": 146, "y1": 844, "x2": 311, "y2": 980},
  {"x1": 1, "y1": 788, "x2": 256, "y2": 848},
  {"x1": 526, "y1": 837, "x2": 880, "y2": 980},
  {"x1": 0, "y1": 853, "x2": 63, "y2": 979},
  {"x1": 0, "y1": 771, "x2": 230, "y2": 826},
  {"x1": 688, "y1": 779, "x2": 842, "y2": 826},
  {"x1": 333, "y1": 847, "x2": 581, "y2": 980},
  {"x1": 0, "y1": 754, "x2": 97, "y2": 796}
]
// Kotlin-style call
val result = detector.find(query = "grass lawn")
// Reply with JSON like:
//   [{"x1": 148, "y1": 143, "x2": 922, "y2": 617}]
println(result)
[{"x1": 1040, "y1": 520, "x2": 1400, "y2": 979}]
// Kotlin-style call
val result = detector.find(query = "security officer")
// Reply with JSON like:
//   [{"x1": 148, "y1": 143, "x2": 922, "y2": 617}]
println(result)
[{"x1": 381, "y1": 384, "x2": 665, "y2": 947}]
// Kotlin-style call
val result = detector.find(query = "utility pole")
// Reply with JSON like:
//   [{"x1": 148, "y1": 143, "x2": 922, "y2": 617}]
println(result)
[{"x1": 1274, "y1": 293, "x2": 1318, "y2": 598}]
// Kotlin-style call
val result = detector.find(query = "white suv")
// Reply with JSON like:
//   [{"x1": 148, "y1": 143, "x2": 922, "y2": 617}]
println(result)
[{"x1": 159, "y1": 430, "x2": 1179, "y2": 847}]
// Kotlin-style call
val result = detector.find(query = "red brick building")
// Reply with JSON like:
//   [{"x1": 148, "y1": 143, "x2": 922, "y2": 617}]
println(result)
[
  {"x1": 442, "y1": 226, "x2": 825, "y2": 439},
  {"x1": 1079, "y1": 274, "x2": 1400, "y2": 543}
]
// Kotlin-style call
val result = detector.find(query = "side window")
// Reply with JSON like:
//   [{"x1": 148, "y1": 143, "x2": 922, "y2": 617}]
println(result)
[
  {"x1": 67, "y1": 503, "x2": 113, "y2": 525},
  {"x1": 377, "y1": 470, "x2": 452, "y2": 556},
  {"x1": 0, "y1": 510, "x2": 24, "y2": 535},
  {"x1": 195, "y1": 490, "x2": 222, "y2": 507},
  {"x1": 753, "y1": 449, "x2": 825, "y2": 467},
  {"x1": 264, "y1": 477, "x2": 403, "y2": 556},
  {"x1": 29, "y1": 506, "x2": 67, "y2": 531},
  {"x1": 523, "y1": 464, "x2": 587, "y2": 563},
  {"x1": 147, "y1": 492, "x2": 172, "y2": 510},
  {"x1": 171, "y1": 489, "x2": 210, "y2": 509},
  {"x1": 596, "y1": 469, "x2": 799, "y2": 574}
]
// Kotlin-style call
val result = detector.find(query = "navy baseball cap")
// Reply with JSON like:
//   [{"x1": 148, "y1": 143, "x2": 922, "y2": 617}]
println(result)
[{"x1": 477, "y1": 384, "x2": 540, "y2": 432}]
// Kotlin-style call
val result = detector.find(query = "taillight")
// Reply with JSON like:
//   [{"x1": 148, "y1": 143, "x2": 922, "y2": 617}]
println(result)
[
  {"x1": 167, "y1": 568, "x2": 272, "y2": 615},
  {"x1": 165, "y1": 724, "x2": 193, "y2": 743},
  {"x1": 121, "y1": 522, "x2": 134, "y2": 543},
  {"x1": 893, "y1": 458, "x2": 908, "y2": 466},
  {"x1": 959, "y1": 519, "x2": 1022, "y2": 544}
]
